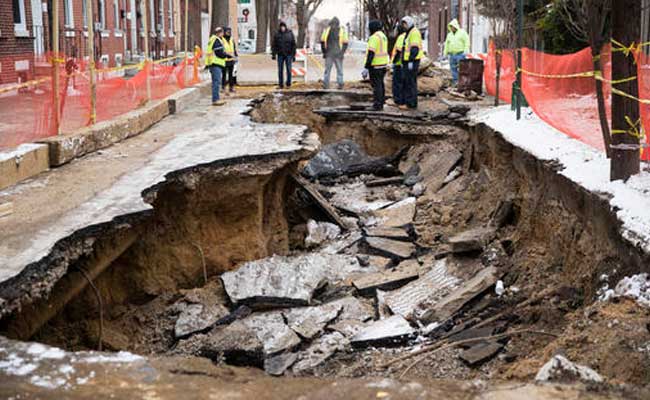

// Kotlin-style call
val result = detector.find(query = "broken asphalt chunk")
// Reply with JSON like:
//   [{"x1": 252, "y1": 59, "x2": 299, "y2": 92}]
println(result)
[
  {"x1": 459, "y1": 342, "x2": 503, "y2": 366},
  {"x1": 221, "y1": 253, "x2": 360, "y2": 308},
  {"x1": 305, "y1": 219, "x2": 341, "y2": 248},
  {"x1": 293, "y1": 332, "x2": 349, "y2": 373},
  {"x1": 241, "y1": 312, "x2": 302, "y2": 356},
  {"x1": 364, "y1": 227, "x2": 411, "y2": 241},
  {"x1": 174, "y1": 302, "x2": 230, "y2": 339},
  {"x1": 365, "y1": 237, "x2": 416, "y2": 260},
  {"x1": 351, "y1": 315, "x2": 416, "y2": 348},
  {"x1": 420, "y1": 266, "x2": 500, "y2": 324},
  {"x1": 371, "y1": 197, "x2": 416, "y2": 228},
  {"x1": 283, "y1": 302, "x2": 343, "y2": 339},
  {"x1": 384, "y1": 258, "x2": 461, "y2": 321},
  {"x1": 199, "y1": 320, "x2": 265, "y2": 366},
  {"x1": 264, "y1": 352, "x2": 299, "y2": 376},
  {"x1": 448, "y1": 226, "x2": 497, "y2": 253},
  {"x1": 352, "y1": 260, "x2": 420, "y2": 294}
]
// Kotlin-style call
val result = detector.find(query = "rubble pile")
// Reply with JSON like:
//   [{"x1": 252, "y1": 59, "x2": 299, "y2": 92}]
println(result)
[{"x1": 167, "y1": 139, "x2": 523, "y2": 377}]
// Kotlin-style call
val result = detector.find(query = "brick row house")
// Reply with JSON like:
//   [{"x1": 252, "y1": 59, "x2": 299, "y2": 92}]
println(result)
[
  {"x1": 1, "y1": 0, "x2": 194, "y2": 84},
  {"x1": 428, "y1": 0, "x2": 492, "y2": 60}
]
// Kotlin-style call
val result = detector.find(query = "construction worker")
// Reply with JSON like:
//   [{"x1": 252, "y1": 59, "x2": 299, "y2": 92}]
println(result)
[
  {"x1": 364, "y1": 20, "x2": 389, "y2": 111},
  {"x1": 206, "y1": 27, "x2": 227, "y2": 106},
  {"x1": 444, "y1": 19, "x2": 470, "y2": 86},
  {"x1": 391, "y1": 23, "x2": 407, "y2": 107},
  {"x1": 321, "y1": 17, "x2": 349, "y2": 89},
  {"x1": 222, "y1": 27, "x2": 238, "y2": 94},
  {"x1": 400, "y1": 16, "x2": 423, "y2": 110},
  {"x1": 272, "y1": 22, "x2": 297, "y2": 89}
]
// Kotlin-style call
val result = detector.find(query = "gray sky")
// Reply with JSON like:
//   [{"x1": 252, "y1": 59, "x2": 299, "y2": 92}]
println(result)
[{"x1": 314, "y1": 0, "x2": 356, "y2": 25}]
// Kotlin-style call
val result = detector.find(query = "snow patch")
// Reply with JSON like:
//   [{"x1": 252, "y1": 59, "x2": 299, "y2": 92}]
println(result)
[
  {"x1": 81, "y1": 351, "x2": 144, "y2": 363},
  {"x1": 535, "y1": 355, "x2": 603, "y2": 383},
  {"x1": 600, "y1": 274, "x2": 650, "y2": 308}
]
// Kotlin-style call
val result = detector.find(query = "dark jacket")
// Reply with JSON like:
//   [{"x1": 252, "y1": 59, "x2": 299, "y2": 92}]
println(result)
[
  {"x1": 272, "y1": 24, "x2": 297, "y2": 58},
  {"x1": 212, "y1": 36, "x2": 228, "y2": 61}
]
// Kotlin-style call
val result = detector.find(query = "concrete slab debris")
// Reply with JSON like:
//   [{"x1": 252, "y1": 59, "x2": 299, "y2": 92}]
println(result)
[
  {"x1": 365, "y1": 176, "x2": 405, "y2": 187},
  {"x1": 222, "y1": 253, "x2": 359, "y2": 308},
  {"x1": 174, "y1": 303, "x2": 230, "y2": 339},
  {"x1": 329, "y1": 296, "x2": 375, "y2": 322},
  {"x1": 372, "y1": 197, "x2": 416, "y2": 228},
  {"x1": 264, "y1": 352, "x2": 299, "y2": 376},
  {"x1": 448, "y1": 226, "x2": 497, "y2": 253},
  {"x1": 201, "y1": 320, "x2": 264, "y2": 364},
  {"x1": 367, "y1": 255, "x2": 393, "y2": 269},
  {"x1": 320, "y1": 232, "x2": 363, "y2": 255},
  {"x1": 365, "y1": 237, "x2": 416, "y2": 259},
  {"x1": 351, "y1": 315, "x2": 416, "y2": 348},
  {"x1": 292, "y1": 174, "x2": 351, "y2": 229},
  {"x1": 293, "y1": 332, "x2": 349, "y2": 373},
  {"x1": 459, "y1": 342, "x2": 503, "y2": 366},
  {"x1": 421, "y1": 266, "x2": 499, "y2": 323},
  {"x1": 384, "y1": 259, "x2": 461, "y2": 320},
  {"x1": 364, "y1": 227, "x2": 411, "y2": 240},
  {"x1": 535, "y1": 355, "x2": 604, "y2": 383},
  {"x1": 241, "y1": 313, "x2": 302, "y2": 356},
  {"x1": 283, "y1": 302, "x2": 343, "y2": 339},
  {"x1": 352, "y1": 260, "x2": 420, "y2": 294},
  {"x1": 305, "y1": 219, "x2": 341, "y2": 248},
  {"x1": 328, "y1": 319, "x2": 368, "y2": 337}
]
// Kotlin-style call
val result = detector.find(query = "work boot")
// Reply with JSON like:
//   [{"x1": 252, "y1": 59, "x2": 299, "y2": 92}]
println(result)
[
  {"x1": 229, "y1": 87, "x2": 236, "y2": 93},
  {"x1": 337, "y1": 84, "x2": 344, "y2": 90},
  {"x1": 398, "y1": 105, "x2": 409, "y2": 111},
  {"x1": 212, "y1": 100, "x2": 226, "y2": 106}
]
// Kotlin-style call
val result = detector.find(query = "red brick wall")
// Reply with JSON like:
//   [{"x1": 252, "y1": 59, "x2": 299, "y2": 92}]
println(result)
[
  {"x1": 428, "y1": 0, "x2": 451, "y2": 60},
  {"x1": 0, "y1": 0, "x2": 36, "y2": 84}
]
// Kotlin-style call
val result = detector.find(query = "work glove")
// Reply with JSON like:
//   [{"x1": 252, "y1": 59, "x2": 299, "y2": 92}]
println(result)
[
  {"x1": 361, "y1": 68, "x2": 369, "y2": 80},
  {"x1": 272, "y1": 54, "x2": 276, "y2": 60},
  {"x1": 408, "y1": 62, "x2": 414, "y2": 71}
]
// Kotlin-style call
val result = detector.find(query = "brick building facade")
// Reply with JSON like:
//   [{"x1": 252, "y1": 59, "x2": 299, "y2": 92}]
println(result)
[{"x1": 1, "y1": 0, "x2": 187, "y2": 84}]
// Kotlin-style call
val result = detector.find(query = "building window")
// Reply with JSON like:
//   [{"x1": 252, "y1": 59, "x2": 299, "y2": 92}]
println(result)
[
  {"x1": 13, "y1": 0, "x2": 27, "y2": 33},
  {"x1": 149, "y1": 0, "x2": 155, "y2": 32},
  {"x1": 64, "y1": 0, "x2": 74, "y2": 28},
  {"x1": 98, "y1": 0, "x2": 106, "y2": 29},
  {"x1": 114, "y1": 0, "x2": 120, "y2": 30},
  {"x1": 168, "y1": 0, "x2": 174, "y2": 34}
]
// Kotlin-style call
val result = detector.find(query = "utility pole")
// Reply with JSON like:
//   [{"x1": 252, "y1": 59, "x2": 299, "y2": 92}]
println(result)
[
  {"x1": 86, "y1": 0, "x2": 97, "y2": 125},
  {"x1": 611, "y1": 0, "x2": 641, "y2": 181},
  {"x1": 52, "y1": 0, "x2": 61, "y2": 134},
  {"x1": 516, "y1": 0, "x2": 523, "y2": 120}
]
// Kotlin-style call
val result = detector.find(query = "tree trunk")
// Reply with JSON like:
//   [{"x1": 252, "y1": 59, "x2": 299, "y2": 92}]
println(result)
[
  {"x1": 610, "y1": 0, "x2": 641, "y2": 181},
  {"x1": 593, "y1": 55, "x2": 611, "y2": 158},
  {"x1": 256, "y1": 0, "x2": 269, "y2": 53},
  {"x1": 296, "y1": 2, "x2": 307, "y2": 48},
  {"x1": 211, "y1": 0, "x2": 229, "y2": 33},
  {"x1": 269, "y1": 0, "x2": 280, "y2": 39}
]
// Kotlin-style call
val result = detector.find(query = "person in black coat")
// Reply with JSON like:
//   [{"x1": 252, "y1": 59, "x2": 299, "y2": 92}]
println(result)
[{"x1": 271, "y1": 22, "x2": 297, "y2": 89}]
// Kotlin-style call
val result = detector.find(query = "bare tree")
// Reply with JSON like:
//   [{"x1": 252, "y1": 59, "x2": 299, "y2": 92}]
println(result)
[
  {"x1": 211, "y1": 0, "x2": 229, "y2": 33},
  {"x1": 288, "y1": 0, "x2": 325, "y2": 48},
  {"x1": 270, "y1": 0, "x2": 280, "y2": 39},
  {"x1": 558, "y1": 0, "x2": 612, "y2": 157},
  {"x1": 476, "y1": 0, "x2": 517, "y2": 106}
]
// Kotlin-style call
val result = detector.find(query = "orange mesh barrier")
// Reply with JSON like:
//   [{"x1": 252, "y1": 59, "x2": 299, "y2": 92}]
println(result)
[
  {"x1": 0, "y1": 53, "x2": 200, "y2": 150},
  {"x1": 484, "y1": 44, "x2": 649, "y2": 161}
]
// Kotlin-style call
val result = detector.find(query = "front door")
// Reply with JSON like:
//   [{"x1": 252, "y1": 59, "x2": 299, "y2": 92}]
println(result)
[{"x1": 31, "y1": 0, "x2": 44, "y2": 55}]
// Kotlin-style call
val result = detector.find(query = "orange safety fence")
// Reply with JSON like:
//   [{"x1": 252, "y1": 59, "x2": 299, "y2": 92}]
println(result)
[
  {"x1": 0, "y1": 52, "x2": 202, "y2": 149},
  {"x1": 484, "y1": 42, "x2": 650, "y2": 161}
]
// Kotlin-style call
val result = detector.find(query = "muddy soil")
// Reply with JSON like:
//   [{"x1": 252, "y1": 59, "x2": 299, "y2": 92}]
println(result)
[{"x1": 5, "y1": 90, "x2": 649, "y2": 396}]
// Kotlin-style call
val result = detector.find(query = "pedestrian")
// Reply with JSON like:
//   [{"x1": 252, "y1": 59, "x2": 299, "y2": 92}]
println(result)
[
  {"x1": 271, "y1": 22, "x2": 297, "y2": 89},
  {"x1": 321, "y1": 17, "x2": 349, "y2": 89},
  {"x1": 364, "y1": 20, "x2": 389, "y2": 111},
  {"x1": 222, "y1": 27, "x2": 238, "y2": 94},
  {"x1": 206, "y1": 27, "x2": 227, "y2": 106},
  {"x1": 444, "y1": 19, "x2": 470, "y2": 86},
  {"x1": 400, "y1": 16, "x2": 423, "y2": 110},
  {"x1": 391, "y1": 22, "x2": 407, "y2": 107}
]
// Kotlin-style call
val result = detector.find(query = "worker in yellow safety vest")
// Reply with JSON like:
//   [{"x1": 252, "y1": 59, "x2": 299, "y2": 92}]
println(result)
[
  {"x1": 320, "y1": 17, "x2": 349, "y2": 89},
  {"x1": 222, "y1": 27, "x2": 238, "y2": 94},
  {"x1": 206, "y1": 27, "x2": 227, "y2": 106},
  {"x1": 364, "y1": 20, "x2": 389, "y2": 111},
  {"x1": 391, "y1": 23, "x2": 407, "y2": 107},
  {"x1": 400, "y1": 16, "x2": 423, "y2": 110}
]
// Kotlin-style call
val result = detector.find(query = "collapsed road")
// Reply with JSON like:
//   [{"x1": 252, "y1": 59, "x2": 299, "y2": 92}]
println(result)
[{"x1": 0, "y1": 86, "x2": 649, "y2": 399}]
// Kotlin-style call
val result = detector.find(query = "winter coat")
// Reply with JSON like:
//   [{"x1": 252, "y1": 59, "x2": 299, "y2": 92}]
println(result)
[
  {"x1": 272, "y1": 29, "x2": 297, "y2": 58},
  {"x1": 444, "y1": 19, "x2": 470, "y2": 56}
]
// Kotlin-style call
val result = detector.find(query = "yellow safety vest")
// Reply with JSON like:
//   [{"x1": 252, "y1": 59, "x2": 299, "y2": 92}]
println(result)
[
  {"x1": 392, "y1": 33, "x2": 406, "y2": 66},
  {"x1": 223, "y1": 37, "x2": 236, "y2": 61},
  {"x1": 206, "y1": 35, "x2": 226, "y2": 67},
  {"x1": 367, "y1": 31, "x2": 389, "y2": 67},
  {"x1": 321, "y1": 27, "x2": 349, "y2": 49},
  {"x1": 403, "y1": 27, "x2": 423, "y2": 61}
]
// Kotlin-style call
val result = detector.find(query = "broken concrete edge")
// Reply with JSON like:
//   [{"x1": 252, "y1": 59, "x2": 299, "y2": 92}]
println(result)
[
  {"x1": 0, "y1": 143, "x2": 50, "y2": 191},
  {"x1": 467, "y1": 121, "x2": 650, "y2": 287},
  {"x1": 37, "y1": 85, "x2": 207, "y2": 168},
  {"x1": 0, "y1": 146, "x2": 319, "y2": 322}
]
